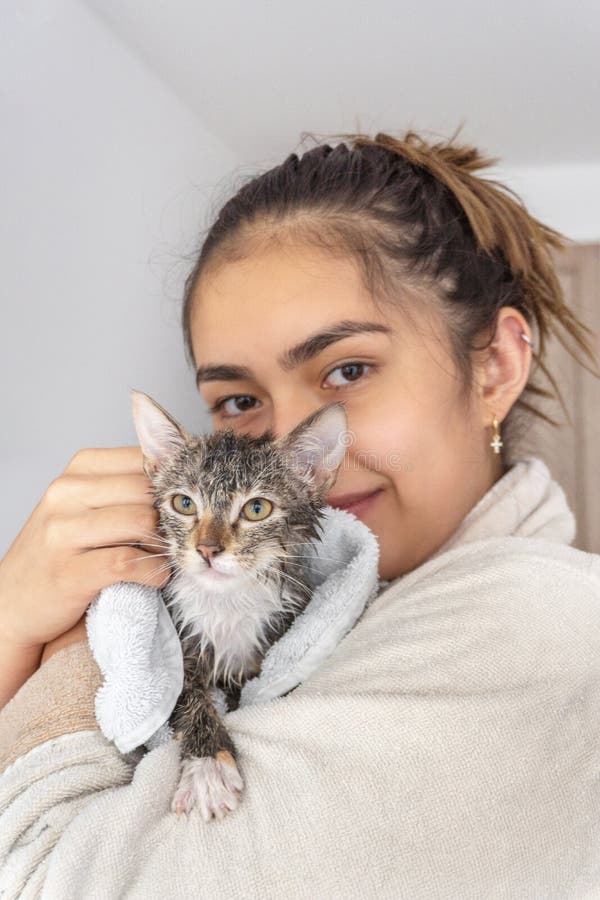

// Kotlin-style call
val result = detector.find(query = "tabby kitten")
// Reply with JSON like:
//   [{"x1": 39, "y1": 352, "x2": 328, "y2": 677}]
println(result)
[{"x1": 130, "y1": 390, "x2": 348, "y2": 821}]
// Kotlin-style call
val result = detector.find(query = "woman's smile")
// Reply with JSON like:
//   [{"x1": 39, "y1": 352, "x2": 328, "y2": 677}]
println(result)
[{"x1": 327, "y1": 487, "x2": 385, "y2": 517}]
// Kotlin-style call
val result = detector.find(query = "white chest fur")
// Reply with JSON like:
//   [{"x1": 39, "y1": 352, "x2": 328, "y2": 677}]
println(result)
[{"x1": 164, "y1": 567, "x2": 288, "y2": 684}]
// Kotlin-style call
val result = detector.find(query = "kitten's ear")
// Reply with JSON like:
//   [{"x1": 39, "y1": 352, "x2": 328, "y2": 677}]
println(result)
[
  {"x1": 276, "y1": 401, "x2": 348, "y2": 492},
  {"x1": 130, "y1": 389, "x2": 190, "y2": 478}
]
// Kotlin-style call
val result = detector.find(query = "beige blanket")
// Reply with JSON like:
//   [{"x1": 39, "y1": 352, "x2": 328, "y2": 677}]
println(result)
[{"x1": 1, "y1": 455, "x2": 599, "y2": 898}]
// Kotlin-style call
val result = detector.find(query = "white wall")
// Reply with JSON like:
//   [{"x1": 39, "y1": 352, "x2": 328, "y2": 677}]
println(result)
[
  {"x1": 0, "y1": 0, "x2": 236, "y2": 554},
  {"x1": 493, "y1": 163, "x2": 600, "y2": 245}
]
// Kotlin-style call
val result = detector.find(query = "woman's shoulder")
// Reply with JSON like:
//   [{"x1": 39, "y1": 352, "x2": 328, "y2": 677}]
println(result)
[
  {"x1": 444, "y1": 535, "x2": 600, "y2": 636},
  {"x1": 305, "y1": 532, "x2": 600, "y2": 705},
  {"x1": 449, "y1": 534, "x2": 600, "y2": 599},
  {"x1": 366, "y1": 535, "x2": 600, "y2": 687},
  {"x1": 400, "y1": 533, "x2": 600, "y2": 603}
]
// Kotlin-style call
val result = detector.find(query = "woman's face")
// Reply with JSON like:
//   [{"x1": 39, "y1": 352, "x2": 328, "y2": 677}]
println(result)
[{"x1": 189, "y1": 243, "x2": 503, "y2": 581}]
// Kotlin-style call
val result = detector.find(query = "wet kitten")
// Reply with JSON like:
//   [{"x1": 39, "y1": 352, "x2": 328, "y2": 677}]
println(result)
[{"x1": 130, "y1": 390, "x2": 348, "y2": 821}]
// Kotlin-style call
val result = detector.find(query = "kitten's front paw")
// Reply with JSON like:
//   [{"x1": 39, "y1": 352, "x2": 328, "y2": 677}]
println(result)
[{"x1": 171, "y1": 750, "x2": 244, "y2": 821}]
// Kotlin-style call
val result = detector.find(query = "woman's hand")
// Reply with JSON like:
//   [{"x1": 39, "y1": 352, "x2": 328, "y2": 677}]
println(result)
[
  {"x1": 39, "y1": 615, "x2": 90, "y2": 665},
  {"x1": 0, "y1": 446, "x2": 172, "y2": 655}
]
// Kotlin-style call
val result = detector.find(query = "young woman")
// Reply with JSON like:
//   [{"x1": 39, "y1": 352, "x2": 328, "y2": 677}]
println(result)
[{"x1": 1, "y1": 130, "x2": 599, "y2": 897}]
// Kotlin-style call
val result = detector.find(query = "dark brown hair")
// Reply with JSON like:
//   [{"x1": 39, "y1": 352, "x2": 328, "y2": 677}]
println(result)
[{"x1": 181, "y1": 127, "x2": 600, "y2": 455}]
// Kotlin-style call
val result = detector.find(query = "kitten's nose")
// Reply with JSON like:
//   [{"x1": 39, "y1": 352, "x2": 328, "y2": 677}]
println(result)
[{"x1": 196, "y1": 543, "x2": 224, "y2": 562}]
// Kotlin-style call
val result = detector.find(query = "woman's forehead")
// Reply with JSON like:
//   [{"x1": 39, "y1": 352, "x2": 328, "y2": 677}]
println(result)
[
  {"x1": 191, "y1": 253, "x2": 385, "y2": 351},
  {"x1": 189, "y1": 248, "x2": 452, "y2": 382},
  {"x1": 194, "y1": 247, "x2": 370, "y2": 313}
]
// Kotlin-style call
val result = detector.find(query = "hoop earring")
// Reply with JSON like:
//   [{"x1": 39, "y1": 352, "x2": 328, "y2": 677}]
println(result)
[
  {"x1": 490, "y1": 415, "x2": 503, "y2": 454},
  {"x1": 520, "y1": 332, "x2": 533, "y2": 348}
]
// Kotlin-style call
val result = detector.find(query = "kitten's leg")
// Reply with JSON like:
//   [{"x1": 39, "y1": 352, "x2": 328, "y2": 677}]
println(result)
[
  {"x1": 170, "y1": 644, "x2": 244, "y2": 821},
  {"x1": 221, "y1": 680, "x2": 242, "y2": 712}
]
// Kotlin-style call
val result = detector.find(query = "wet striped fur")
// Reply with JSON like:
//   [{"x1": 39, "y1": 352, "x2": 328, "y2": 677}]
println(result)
[{"x1": 131, "y1": 391, "x2": 348, "y2": 820}]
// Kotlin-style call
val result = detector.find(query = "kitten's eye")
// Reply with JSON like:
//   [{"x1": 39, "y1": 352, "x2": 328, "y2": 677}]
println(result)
[
  {"x1": 240, "y1": 498, "x2": 273, "y2": 521},
  {"x1": 171, "y1": 494, "x2": 197, "y2": 516}
]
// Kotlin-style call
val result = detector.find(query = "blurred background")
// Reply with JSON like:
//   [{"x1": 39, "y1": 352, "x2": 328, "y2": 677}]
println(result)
[{"x1": 1, "y1": 0, "x2": 599, "y2": 555}]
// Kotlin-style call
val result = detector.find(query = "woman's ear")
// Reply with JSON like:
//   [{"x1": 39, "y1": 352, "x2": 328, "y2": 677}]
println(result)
[{"x1": 473, "y1": 308, "x2": 533, "y2": 424}]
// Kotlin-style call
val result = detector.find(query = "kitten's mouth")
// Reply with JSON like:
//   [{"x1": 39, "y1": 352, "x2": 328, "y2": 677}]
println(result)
[{"x1": 201, "y1": 565, "x2": 231, "y2": 579}]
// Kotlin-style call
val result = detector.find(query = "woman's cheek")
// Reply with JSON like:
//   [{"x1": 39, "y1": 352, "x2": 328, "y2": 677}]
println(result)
[{"x1": 349, "y1": 427, "x2": 413, "y2": 480}]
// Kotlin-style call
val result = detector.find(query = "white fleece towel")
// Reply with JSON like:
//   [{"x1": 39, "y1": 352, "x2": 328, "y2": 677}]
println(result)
[{"x1": 86, "y1": 505, "x2": 385, "y2": 755}]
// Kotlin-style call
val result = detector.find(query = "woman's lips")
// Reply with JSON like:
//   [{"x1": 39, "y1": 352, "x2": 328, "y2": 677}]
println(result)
[{"x1": 328, "y1": 488, "x2": 384, "y2": 514}]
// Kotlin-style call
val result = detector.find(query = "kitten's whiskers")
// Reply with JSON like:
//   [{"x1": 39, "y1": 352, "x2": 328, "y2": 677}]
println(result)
[
  {"x1": 129, "y1": 529, "x2": 171, "y2": 547},
  {"x1": 137, "y1": 567, "x2": 173, "y2": 588},
  {"x1": 117, "y1": 557, "x2": 173, "y2": 587},
  {"x1": 274, "y1": 569, "x2": 313, "y2": 600},
  {"x1": 284, "y1": 552, "x2": 346, "y2": 565},
  {"x1": 123, "y1": 551, "x2": 171, "y2": 564}
]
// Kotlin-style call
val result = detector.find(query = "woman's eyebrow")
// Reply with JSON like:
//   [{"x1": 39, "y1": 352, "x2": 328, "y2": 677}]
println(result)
[{"x1": 195, "y1": 319, "x2": 393, "y2": 388}]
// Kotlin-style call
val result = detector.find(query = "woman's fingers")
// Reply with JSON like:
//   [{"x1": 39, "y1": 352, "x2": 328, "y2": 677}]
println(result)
[
  {"x1": 46, "y1": 505, "x2": 168, "y2": 554},
  {"x1": 62, "y1": 446, "x2": 146, "y2": 476},
  {"x1": 42, "y1": 472, "x2": 156, "y2": 513},
  {"x1": 0, "y1": 445, "x2": 174, "y2": 651},
  {"x1": 68, "y1": 545, "x2": 173, "y2": 601}
]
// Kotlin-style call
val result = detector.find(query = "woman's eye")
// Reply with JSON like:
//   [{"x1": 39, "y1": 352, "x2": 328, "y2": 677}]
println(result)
[
  {"x1": 240, "y1": 497, "x2": 273, "y2": 521},
  {"x1": 171, "y1": 494, "x2": 197, "y2": 516},
  {"x1": 323, "y1": 362, "x2": 373, "y2": 388},
  {"x1": 210, "y1": 395, "x2": 258, "y2": 417},
  {"x1": 209, "y1": 363, "x2": 373, "y2": 419}
]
